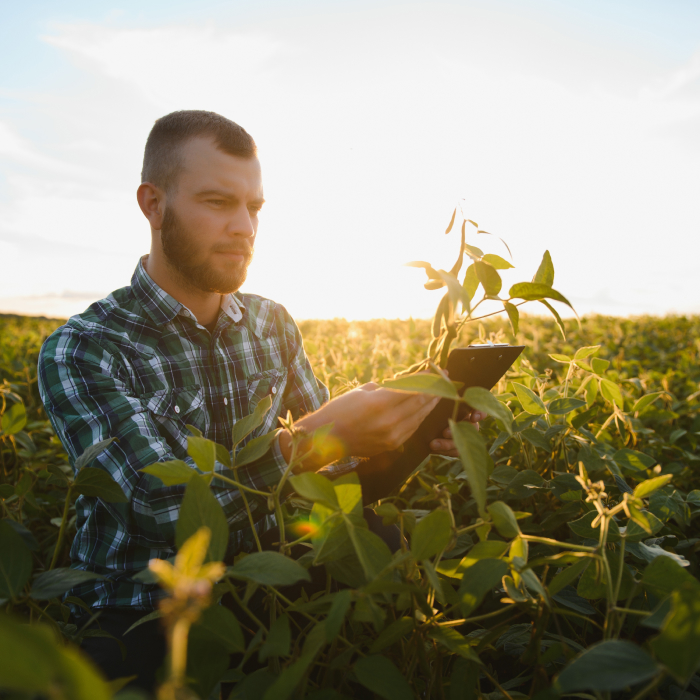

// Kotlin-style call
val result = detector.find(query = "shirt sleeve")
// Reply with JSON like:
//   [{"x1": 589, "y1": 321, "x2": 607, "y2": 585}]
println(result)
[{"x1": 37, "y1": 324, "x2": 323, "y2": 551}]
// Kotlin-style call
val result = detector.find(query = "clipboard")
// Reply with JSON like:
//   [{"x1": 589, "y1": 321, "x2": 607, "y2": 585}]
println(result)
[{"x1": 359, "y1": 344, "x2": 524, "y2": 503}]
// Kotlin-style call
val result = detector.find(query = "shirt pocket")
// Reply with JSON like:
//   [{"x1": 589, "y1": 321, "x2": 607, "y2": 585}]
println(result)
[
  {"x1": 246, "y1": 368, "x2": 288, "y2": 436},
  {"x1": 141, "y1": 384, "x2": 206, "y2": 454}
]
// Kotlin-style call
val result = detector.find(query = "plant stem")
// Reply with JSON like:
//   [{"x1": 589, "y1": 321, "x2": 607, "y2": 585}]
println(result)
[
  {"x1": 519, "y1": 535, "x2": 597, "y2": 552},
  {"x1": 49, "y1": 484, "x2": 73, "y2": 570}
]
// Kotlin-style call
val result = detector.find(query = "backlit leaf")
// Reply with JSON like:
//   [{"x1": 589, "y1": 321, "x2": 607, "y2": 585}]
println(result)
[
  {"x1": 600, "y1": 379, "x2": 624, "y2": 408},
  {"x1": 487, "y1": 501, "x2": 520, "y2": 539},
  {"x1": 483, "y1": 254, "x2": 514, "y2": 270},
  {"x1": 450, "y1": 420, "x2": 490, "y2": 518},
  {"x1": 73, "y1": 467, "x2": 127, "y2": 502},
  {"x1": 235, "y1": 430, "x2": 279, "y2": 468},
  {"x1": 508, "y1": 282, "x2": 574, "y2": 312},
  {"x1": 0, "y1": 521, "x2": 32, "y2": 599},
  {"x1": 411, "y1": 508, "x2": 453, "y2": 561},
  {"x1": 30, "y1": 568, "x2": 103, "y2": 600},
  {"x1": 548, "y1": 397, "x2": 586, "y2": 415},
  {"x1": 462, "y1": 387, "x2": 513, "y2": 434},
  {"x1": 1, "y1": 402, "x2": 26, "y2": 435},
  {"x1": 459, "y1": 558, "x2": 509, "y2": 616},
  {"x1": 633, "y1": 474, "x2": 673, "y2": 500},
  {"x1": 512, "y1": 383, "x2": 546, "y2": 415},
  {"x1": 289, "y1": 472, "x2": 339, "y2": 509},
  {"x1": 141, "y1": 460, "x2": 195, "y2": 486},
  {"x1": 379, "y1": 372, "x2": 461, "y2": 399},
  {"x1": 176, "y1": 474, "x2": 228, "y2": 562},
  {"x1": 187, "y1": 436, "x2": 216, "y2": 472},
  {"x1": 475, "y1": 261, "x2": 502, "y2": 296},
  {"x1": 533, "y1": 250, "x2": 554, "y2": 287},
  {"x1": 503, "y1": 301, "x2": 519, "y2": 336},
  {"x1": 231, "y1": 394, "x2": 273, "y2": 449}
]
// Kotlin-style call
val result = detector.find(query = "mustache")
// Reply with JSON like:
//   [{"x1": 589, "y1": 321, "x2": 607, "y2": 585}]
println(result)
[{"x1": 214, "y1": 244, "x2": 254, "y2": 256}]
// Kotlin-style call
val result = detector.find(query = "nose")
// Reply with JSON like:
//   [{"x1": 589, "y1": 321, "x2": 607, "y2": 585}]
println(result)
[{"x1": 227, "y1": 205, "x2": 256, "y2": 240}]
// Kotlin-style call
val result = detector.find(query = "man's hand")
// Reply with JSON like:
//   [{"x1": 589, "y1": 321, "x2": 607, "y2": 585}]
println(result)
[
  {"x1": 428, "y1": 409, "x2": 486, "y2": 458},
  {"x1": 279, "y1": 383, "x2": 441, "y2": 467}
]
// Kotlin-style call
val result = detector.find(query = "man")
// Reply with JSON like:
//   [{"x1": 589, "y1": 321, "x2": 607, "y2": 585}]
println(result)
[{"x1": 38, "y1": 110, "x2": 482, "y2": 689}]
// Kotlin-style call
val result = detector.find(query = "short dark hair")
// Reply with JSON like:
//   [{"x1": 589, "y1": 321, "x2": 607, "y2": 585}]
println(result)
[{"x1": 141, "y1": 110, "x2": 257, "y2": 192}]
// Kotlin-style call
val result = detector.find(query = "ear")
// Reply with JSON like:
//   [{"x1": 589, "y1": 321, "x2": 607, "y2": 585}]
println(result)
[{"x1": 137, "y1": 182, "x2": 166, "y2": 231}]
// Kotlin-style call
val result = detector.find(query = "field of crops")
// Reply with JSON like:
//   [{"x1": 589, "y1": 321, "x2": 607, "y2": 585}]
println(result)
[{"x1": 1, "y1": 308, "x2": 700, "y2": 700}]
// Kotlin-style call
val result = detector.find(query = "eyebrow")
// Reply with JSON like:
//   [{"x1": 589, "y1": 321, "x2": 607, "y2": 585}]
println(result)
[{"x1": 196, "y1": 189, "x2": 265, "y2": 205}]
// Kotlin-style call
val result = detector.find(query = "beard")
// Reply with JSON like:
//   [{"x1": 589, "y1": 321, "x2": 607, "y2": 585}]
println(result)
[{"x1": 160, "y1": 205, "x2": 254, "y2": 295}]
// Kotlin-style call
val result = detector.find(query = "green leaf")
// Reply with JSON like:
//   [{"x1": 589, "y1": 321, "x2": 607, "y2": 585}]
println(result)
[
  {"x1": 0, "y1": 521, "x2": 32, "y2": 599},
  {"x1": 411, "y1": 509, "x2": 453, "y2": 561},
  {"x1": 487, "y1": 501, "x2": 520, "y2": 539},
  {"x1": 231, "y1": 394, "x2": 273, "y2": 449},
  {"x1": 140, "y1": 460, "x2": 195, "y2": 486},
  {"x1": 574, "y1": 346, "x2": 600, "y2": 360},
  {"x1": 463, "y1": 264, "x2": 480, "y2": 300},
  {"x1": 259, "y1": 614, "x2": 291, "y2": 661},
  {"x1": 228, "y1": 551, "x2": 311, "y2": 587},
  {"x1": 0, "y1": 614, "x2": 112, "y2": 700},
  {"x1": 30, "y1": 568, "x2": 103, "y2": 600},
  {"x1": 641, "y1": 555, "x2": 695, "y2": 600},
  {"x1": 633, "y1": 474, "x2": 673, "y2": 500},
  {"x1": 556, "y1": 640, "x2": 659, "y2": 692},
  {"x1": 569, "y1": 511, "x2": 620, "y2": 542},
  {"x1": 533, "y1": 250, "x2": 554, "y2": 287},
  {"x1": 187, "y1": 436, "x2": 216, "y2": 472},
  {"x1": 548, "y1": 556, "x2": 592, "y2": 596},
  {"x1": 599, "y1": 378, "x2": 624, "y2": 408},
  {"x1": 503, "y1": 301, "x2": 519, "y2": 336},
  {"x1": 547, "y1": 397, "x2": 586, "y2": 415},
  {"x1": 73, "y1": 467, "x2": 127, "y2": 502},
  {"x1": 289, "y1": 472, "x2": 339, "y2": 509},
  {"x1": 549, "y1": 354, "x2": 571, "y2": 363},
  {"x1": 450, "y1": 420, "x2": 490, "y2": 518},
  {"x1": 512, "y1": 383, "x2": 546, "y2": 415},
  {"x1": 176, "y1": 474, "x2": 228, "y2": 562},
  {"x1": 369, "y1": 617, "x2": 414, "y2": 653},
  {"x1": 74, "y1": 437, "x2": 117, "y2": 472},
  {"x1": 539, "y1": 299, "x2": 567, "y2": 338},
  {"x1": 194, "y1": 604, "x2": 245, "y2": 653},
  {"x1": 325, "y1": 589, "x2": 352, "y2": 643},
  {"x1": 354, "y1": 655, "x2": 413, "y2": 700},
  {"x1": 483, "y1": 254, "x2": 514, "y2": 270},
  {"x1": 428, "y1": 627, "x2": 480, "y2": 662},
  {"x1": 508, "y1": 282, "x2": 574, "y2": 312},
  {"x1": 235, "y1": 430, "x2": 279, "y2": 468},
  {"x1": 459, "y1": 558, "x2": 509, "y2": 616},
  {"x1": 344, "y1": 515, "x2": 393, "y2": 581},
  {"x1": 334, "y1": 472, "x2": 363, "y2": 516},
  {"x1": 462, "y1": 387, "x2": 513, "y2": 434},
  {"x1": 474, "y1": 261, "x2": 502, "y2": 296},
  {"x1": 632, "y1": 392, "x2": 663, "y2": 413},
  {"x1": 625, "y1": 510, "x2": 663, "y2": 541},
  {"x1": 1, "y1": 402, "x2": 26, "y2": 435},
  {"x1": 379, "y1": 373, "x2": 461, "y2": 399},
  {"x1": 651, "y1": 580, "x2": 700, "y2": 682},
  {"x1": 521, "y1": 428, "x2": 552, "y2": 452},
  {"x1": 591, "y1": 358, "x2": 610, "y2": 374},
  {"x1": 614, "y1": 449, "x2": 655, "y2": 473}
]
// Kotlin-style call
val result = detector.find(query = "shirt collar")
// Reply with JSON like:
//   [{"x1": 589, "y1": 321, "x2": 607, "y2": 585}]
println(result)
[{"x1": 131, "y1": 256, "x2": 245, "y2": 328}]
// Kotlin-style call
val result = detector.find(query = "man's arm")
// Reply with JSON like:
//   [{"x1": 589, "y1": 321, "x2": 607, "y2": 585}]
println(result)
[{"x1": 38, "y1": 326, "x2": 297, "y2": 550}]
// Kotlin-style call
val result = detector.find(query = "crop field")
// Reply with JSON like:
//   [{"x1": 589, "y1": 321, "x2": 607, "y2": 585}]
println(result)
[{"x1": 1, "y1": 303, "x2": 700, "y2": 700}]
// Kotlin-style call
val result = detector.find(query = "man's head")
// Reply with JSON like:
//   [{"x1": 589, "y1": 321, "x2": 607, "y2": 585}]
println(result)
[{"x1": 138, "y1": 110, "x2": 263, "y2": 296}]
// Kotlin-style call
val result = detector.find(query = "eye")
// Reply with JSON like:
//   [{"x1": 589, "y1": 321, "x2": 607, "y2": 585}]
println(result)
[{"x1": 208, "y1": 199, "x2": 226, "y2": 206}]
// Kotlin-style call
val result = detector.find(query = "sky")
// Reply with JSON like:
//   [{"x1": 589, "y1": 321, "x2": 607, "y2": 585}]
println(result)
[{"x1": 0, "y1": 0, "x2": 699, "y2": 321}]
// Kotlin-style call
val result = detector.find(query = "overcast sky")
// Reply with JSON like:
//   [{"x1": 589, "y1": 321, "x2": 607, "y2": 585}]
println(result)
[{"x1": 1, "y1": 0, "x2": 699, "y2": 321}]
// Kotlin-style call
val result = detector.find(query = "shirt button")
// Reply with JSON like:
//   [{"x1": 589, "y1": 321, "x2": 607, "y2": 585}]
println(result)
[
  {"x1": 174, "y1": 406, "x2": 180, "y2": 414},
  {"x1": 271, "y1": 386, "x2": 277, "y2": 395},
  {"x1": 224, "y1": 397, "x2": 228, "y2": 405}
]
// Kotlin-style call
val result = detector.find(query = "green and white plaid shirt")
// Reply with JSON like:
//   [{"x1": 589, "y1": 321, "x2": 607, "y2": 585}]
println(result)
[{"x1": 38, "y1": 257, "x2": 329, "y2": 610}]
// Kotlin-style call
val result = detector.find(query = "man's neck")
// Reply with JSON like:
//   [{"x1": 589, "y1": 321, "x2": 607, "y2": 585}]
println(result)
[{"x1": 142, "y1": 253, "x2": 222, "y2": 328}]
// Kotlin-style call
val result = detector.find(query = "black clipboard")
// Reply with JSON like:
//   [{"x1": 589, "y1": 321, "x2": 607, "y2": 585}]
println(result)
[{"x1": 358, "y1": 344, "x2": 524, "y2": 503}]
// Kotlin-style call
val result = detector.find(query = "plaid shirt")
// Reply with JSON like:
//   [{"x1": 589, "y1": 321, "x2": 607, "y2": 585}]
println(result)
[{"x1": 38, "y1": 257, "x2": 329, "y2": 610}]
